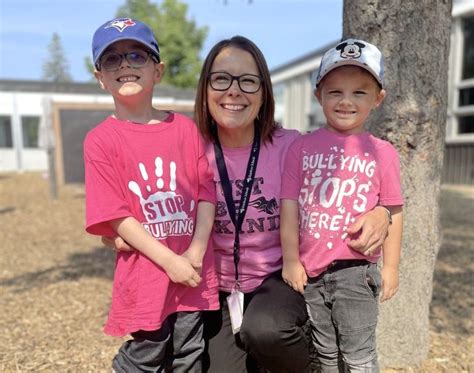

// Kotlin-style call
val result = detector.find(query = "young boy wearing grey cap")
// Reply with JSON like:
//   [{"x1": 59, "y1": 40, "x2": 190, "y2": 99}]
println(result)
[
  {"x1": 84, "y1": 17, "x2": 219, "y2": 372},
  {"x1": 280, "y1": 39, "x2": 404, "y2": 372}
]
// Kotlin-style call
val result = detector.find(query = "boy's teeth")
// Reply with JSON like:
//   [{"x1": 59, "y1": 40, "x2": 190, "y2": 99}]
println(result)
[{"x1": 119, "y1": 76, "x2": 138, "y2": 82}]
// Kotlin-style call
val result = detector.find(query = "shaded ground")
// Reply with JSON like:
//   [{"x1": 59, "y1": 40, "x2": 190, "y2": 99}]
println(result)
[{"x1": 0, "y1": 173, "x2": 472, "y2": 372}]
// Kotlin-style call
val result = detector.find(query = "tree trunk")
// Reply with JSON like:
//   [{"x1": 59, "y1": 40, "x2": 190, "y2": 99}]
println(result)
[{"x1": 343, "y1": 0, "x2": 452, "y2": 368}]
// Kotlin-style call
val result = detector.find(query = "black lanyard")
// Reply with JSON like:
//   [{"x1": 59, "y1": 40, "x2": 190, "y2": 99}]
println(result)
[{"x1": 213, "y1": 128, "x2": 261, "y2": 283}]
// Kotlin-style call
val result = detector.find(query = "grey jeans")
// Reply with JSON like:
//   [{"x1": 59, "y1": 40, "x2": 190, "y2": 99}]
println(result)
[
  {"x1": 304, "y1": 260, "x2": 381, "y2": 373},
  {"x1": 112, "y1": 311, "x2": 204, "y2": 373}
]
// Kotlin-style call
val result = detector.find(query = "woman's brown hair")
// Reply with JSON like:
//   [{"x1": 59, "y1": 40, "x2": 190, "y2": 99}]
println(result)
[{"x1": 194, "y1": 35, "x2": 277, "y2": 144}]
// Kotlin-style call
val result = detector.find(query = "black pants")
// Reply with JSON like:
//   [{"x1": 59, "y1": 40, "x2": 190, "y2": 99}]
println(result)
[
  {"x1": 203, "y1": 272, "x2": 311, "y2": 373},
  {"x1": 113, "y1": 312, "x2": 203, "y2": 373}
]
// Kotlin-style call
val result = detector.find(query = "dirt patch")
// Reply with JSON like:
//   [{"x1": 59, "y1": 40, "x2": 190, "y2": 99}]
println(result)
[{"x1": 0, "y1": 173, "x2": 472, "y2": 372}]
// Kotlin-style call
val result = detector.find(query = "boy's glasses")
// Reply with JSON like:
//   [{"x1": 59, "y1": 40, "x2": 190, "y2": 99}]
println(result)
[
  {"x1": 208, "y1": 72, "x2": 262, "y2": 94},
  {"x1": 98, "y1": 50, "x2": 159, "y2": 71}
]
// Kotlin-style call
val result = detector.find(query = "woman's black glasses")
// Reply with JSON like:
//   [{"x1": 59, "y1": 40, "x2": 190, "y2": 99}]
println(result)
[{"x1": 209, "y1": 72, "x2": 262, "y2": 93}]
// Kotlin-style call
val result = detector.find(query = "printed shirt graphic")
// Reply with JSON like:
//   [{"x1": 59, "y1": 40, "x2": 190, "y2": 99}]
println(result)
[
  {"x1": 84, "y1": 113, "x2": 219, "y2": 336},
  {"x1": 281, "y1": 128, "x2": 403, "y2": 278},
  {"x1": 206, "y1": 128, "x2": 300, "y2": 292}
]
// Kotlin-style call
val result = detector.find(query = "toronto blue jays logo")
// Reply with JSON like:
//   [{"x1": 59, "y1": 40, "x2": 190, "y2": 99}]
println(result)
[{"x1": 105, "y1": 18, "x2": 136, "y2": 32}]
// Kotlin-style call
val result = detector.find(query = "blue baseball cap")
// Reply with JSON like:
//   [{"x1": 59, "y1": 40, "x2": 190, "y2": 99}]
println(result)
[
  {"x1": 92, "y1": 17, "x2": 160, "y2": 68},
  {"x1": 316, "y1": 39, "x2": 384, "y2": 88}
]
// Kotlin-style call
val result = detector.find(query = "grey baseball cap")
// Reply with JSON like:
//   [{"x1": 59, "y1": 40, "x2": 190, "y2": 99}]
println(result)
[{"x1": 315, "y1": 38, "x2": 384, "y2": 88}]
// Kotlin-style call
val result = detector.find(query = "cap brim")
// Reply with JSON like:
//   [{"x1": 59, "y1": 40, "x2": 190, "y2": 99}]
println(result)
[{"x1": 316, "y1": 60, "x2": 383, "y2": 87}]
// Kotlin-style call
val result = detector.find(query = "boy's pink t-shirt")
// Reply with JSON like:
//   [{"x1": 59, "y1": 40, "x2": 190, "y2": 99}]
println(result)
[
  {"x1": 206, "y1": 128, "x2": 300, "y2": 292},
  {"x1": 84, "y1": 113, "x2": 219, "y2": 337},
  {"x1": 281, "y1": 128, "x2": 403, "y2": 278}
]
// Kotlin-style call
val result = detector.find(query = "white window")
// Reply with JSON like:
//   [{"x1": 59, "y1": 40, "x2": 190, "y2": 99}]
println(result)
[
  {"x1": 21, "y1": 116, "x2": 40, "y2": 148},
  {"x1": 273, "y1": 83, "x2": 285, "y2": 125},
  {"x1": 449, "y1": 14, "x2": 474, "y2": 142},
  {"x1": 458, "y1": 16, "x2": 474, "y2": 134},
  {"x1": 0, "y1": 116, "x2": 13, "y2": 148}
]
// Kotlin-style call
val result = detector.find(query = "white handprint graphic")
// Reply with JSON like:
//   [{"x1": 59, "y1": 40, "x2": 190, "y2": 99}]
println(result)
[{"x1": 129, "y1": 157, "x2": 195, "y2": 238}]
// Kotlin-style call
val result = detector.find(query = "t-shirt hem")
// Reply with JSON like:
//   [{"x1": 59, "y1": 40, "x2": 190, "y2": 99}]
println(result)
[
  {"x1": 305, "y1": 256, "x2": 380, "y2": 279},
  {"x1": 379, "y1": 198, "x2": 404, "y2": 206},
  {"x1": 103, "y1": 301, "x2": 220, "y2": 337}
]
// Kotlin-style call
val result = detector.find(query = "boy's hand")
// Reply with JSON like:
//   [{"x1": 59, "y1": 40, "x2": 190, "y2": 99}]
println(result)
[
  {"x1": 163, "y1": 255, "x2": 202, "y2": 287},
  {"x1": 102, "y1": 236, "x2": 133, "y2": 252},
  {"x1": 282, "y1": 260, "x2": 308, "y2": 294},
  {"x1": 182, "y1": 247, "x2": 204, "y2": 276},
  {"x1": 380, "y1": 266, "x2": 399, "y2": 302}
]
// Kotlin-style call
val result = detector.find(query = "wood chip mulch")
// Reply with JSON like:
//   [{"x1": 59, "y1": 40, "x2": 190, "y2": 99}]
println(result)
[{"x1": 0, "y1": 173, "x2": 472, "y2": 372}]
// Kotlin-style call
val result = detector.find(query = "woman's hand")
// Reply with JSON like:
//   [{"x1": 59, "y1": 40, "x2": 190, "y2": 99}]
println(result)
[
  {"x1": 101, "y1": 236, "x2": 133, "y2": 252},
  {"x1": 346, "y1": 206, "x2": 390, "y2": 255}
]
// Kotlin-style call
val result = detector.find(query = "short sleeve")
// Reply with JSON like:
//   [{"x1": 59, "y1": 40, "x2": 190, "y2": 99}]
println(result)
[
  {"x1": 196, "y1": 133, "x2": 216, "y2": 204},
  {"x1": 378, "y1": 146, "x2": 404, "y2": 207},
  {"x1": 84, "y1": 133, "x2": 131, "y2": 236},
  {"x1": 280, "y1": 136, "x2": 304, "y2": 200}
]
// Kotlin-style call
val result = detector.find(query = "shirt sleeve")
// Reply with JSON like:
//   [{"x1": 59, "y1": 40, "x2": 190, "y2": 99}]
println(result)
[
  {"x1": 378, "y1": 145, "x2": 404, "y2": 207},
  {"x1": 280, "y1": 136, "x2": 304, "y2": 200},
  {"x1": 196, "y1": 133, "x2": 216, "y2": 205},
  {"x1": 84, "y1": 132, "x2": 132, "y2": 236}
]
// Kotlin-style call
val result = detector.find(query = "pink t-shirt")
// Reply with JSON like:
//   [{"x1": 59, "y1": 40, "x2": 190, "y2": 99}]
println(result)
[
  {"x1": 281, "y1": 128, "x2": 403, "y2": 278},
  {"x1": 84, "y1": 113, "x2": 219, "y2": 337},
  {"x1": 206, "y1": 128, "x2": 300, "y2": 292}
]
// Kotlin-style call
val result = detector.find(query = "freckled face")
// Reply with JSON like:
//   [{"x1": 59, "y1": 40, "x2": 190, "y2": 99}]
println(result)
[
  {"x1": 94, "y1": 40, "x2": 163, "y2": 98},
  {"x1": 316, "y1": 65, "x2": 386, "y2": 135},
  {"x1": 207, "y1": 47, "x2": 263, "y2": 137}
]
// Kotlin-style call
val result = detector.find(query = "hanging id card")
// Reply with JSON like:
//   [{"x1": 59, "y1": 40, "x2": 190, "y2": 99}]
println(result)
[{"x1": 226, "y1": 287, "x2": 244, "y2": 334}]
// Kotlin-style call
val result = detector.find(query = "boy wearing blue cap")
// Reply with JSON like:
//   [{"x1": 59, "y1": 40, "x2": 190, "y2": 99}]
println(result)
[
  {"x1": 84, "y1": 17, "x2": 219, "y2": 372},
  {"x1": 280, "y1": 39, "x2": 404, "y2": 372}
]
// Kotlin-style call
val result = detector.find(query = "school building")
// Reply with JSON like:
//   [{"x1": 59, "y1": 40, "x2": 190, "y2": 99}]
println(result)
[
  {"x1": 0, "y1": 1, "x2": 472, "y2": 185},
  {"x1": 270, "y1": 0, "x2": 474, "y2": 185},
  {"x1": 0, "y1": 80, "x2": 195, "y2": 185}
]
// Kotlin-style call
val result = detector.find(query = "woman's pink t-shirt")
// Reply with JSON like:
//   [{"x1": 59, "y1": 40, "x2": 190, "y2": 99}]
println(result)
[{"x1": 205, "y1": 128, "x2": 300, "y2": 292}]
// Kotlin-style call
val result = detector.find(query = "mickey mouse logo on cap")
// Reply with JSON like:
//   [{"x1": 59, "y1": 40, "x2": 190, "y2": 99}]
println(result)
[{"x1": 336, "y1": 40, "x2": 366, "y2": 59}]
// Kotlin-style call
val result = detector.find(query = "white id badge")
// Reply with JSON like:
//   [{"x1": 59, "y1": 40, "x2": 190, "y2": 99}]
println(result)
[{"x1": 226, "y1": 288, "x2": 244, "y2": 334}]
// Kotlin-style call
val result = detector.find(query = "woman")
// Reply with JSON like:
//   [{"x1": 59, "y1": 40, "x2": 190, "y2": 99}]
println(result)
[{"x1": 104, "y1": 36, "x2": 390, "y2": 373}]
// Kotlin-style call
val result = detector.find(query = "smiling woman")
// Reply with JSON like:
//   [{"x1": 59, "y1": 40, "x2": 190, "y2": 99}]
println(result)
[
  {"x1": 193, "y1": 35, "x2": 311, "y2": 373},
  {"x1": 205, "y1": 46, "x2": 264, "y2": 147}
]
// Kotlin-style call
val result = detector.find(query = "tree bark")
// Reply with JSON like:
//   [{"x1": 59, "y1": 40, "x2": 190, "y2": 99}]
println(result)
[{"x1": 343, "y1": 0, "x2": 452, "y2": 368}]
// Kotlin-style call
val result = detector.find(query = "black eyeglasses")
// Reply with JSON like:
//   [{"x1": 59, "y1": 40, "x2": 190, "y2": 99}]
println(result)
[
  {"x1": 97, "y1": 50, "x2": 159, "y2": 71},
  {"x1": 208, "y1": 72, "x2": 262, "y2": 94}
]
